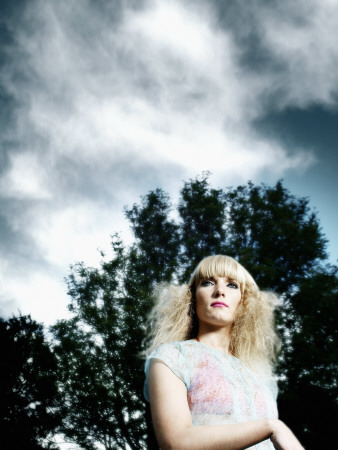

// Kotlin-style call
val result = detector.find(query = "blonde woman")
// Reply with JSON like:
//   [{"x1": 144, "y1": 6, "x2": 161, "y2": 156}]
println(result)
[{"x1": 144, "y1": 255, "x2": 304, "y2": 449}]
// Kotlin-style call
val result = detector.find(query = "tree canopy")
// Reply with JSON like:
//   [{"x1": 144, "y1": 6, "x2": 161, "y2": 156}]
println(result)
[
  {"x1": 51, "y1": 175, "x2": 337, "y2": 449},
  {"x1": 0, "y1": 315, "x2": 61, "y2": 450}
]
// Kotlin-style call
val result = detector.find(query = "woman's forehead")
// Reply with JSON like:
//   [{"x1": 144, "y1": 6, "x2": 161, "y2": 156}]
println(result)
[{"x1": 197, "y1": 259, "x2": 242, "y2": 278}]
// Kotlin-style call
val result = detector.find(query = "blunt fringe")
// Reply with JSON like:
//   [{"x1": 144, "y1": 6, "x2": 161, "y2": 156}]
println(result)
[{"x1": 144, "y1": 255, "x2": 280, "y2": 374}]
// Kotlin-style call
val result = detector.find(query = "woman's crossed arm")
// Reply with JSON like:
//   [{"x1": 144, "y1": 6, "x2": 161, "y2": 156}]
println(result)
[{"x1": 148, "y1": 359, "x2": 304, "y2": 450}]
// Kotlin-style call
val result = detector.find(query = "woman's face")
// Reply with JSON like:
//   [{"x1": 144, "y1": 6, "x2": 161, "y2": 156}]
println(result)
[{"x1": 195, "y1": 274, "x2": 242, "y2": 330}]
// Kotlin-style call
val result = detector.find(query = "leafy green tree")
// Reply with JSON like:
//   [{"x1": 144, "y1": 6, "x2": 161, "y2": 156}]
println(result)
[
  {"x1": 52, "y1": 176, "x2": 336, "y2": 449},
  {"x1": 278, "y1": 266, "x2": 338, "y2": 449},
  {"x1": 178, "y1": 173, "x2": 227, "y2": 281},
  {"x1": 52, "y1": 238, "x2": 142, "y2": 450},
  {"x1": 0, "y1": 315, "x2": 60, "y2": 450},
  {"x1": 125, "y1": 188, "x2": 180, "y2": 285},
  {"x1": 52, "y1": 188, "x2": 180, "y2": 450},
  {"x1": 223, "y1": 180, "x2": 327, "y2": 292}
]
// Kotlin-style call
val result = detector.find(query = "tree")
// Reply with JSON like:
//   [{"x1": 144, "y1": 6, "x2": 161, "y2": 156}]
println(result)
[
  {"x1": 52, "y1": 188, "x2": 180, "y2": 450},
  {"x1": 52, "y1": 237, "x2": 144, "y2": 450},
  {"x1": 125, "y1": 188, "x2": 180, "y2": 285},
  {"x1": 223, "y1": 180, "x2": 327, "y2": 292},
  {"x1": 278, "y1": 266, "x2": 338, "y2": 449},
  {"x1": 0, "y1": 315, "x2": 60, "y2": 450},
  {"x1": 178, "y1": 173, "x2": 227, "y2": 281},
  {"x1": 52, "y1": 176, "x2": 336, "y2": 449}
]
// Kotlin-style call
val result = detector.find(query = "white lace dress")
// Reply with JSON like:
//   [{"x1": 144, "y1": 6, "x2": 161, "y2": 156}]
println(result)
[{"x1": 144, "y1": 340, "x2": 278, "y2": 449}]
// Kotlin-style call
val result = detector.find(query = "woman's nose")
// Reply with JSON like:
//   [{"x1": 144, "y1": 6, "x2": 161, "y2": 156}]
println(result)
[{"x1": 215, "y1": 285, "x2": 225, "y2": 297}]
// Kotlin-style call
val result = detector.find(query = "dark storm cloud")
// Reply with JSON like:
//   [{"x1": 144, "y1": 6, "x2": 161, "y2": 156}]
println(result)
[
  {"x1": 1, "y1": 0, "x2": 337, "y2": 322},
  {"x1": 190, "y1": 0, "x2": 338, "y2": 111}
]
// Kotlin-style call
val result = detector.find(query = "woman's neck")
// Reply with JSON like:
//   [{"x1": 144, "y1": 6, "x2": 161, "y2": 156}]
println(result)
[{"x1": 196, "y1": 326, "x2": 232, "y2": 355}]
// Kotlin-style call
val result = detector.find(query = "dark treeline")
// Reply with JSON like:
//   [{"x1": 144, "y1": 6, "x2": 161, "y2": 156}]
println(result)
[
  {"x1": 0, "y1": 315, "x2": 61, "y2": 449},
  {"x1": 1, "y1": 175, "x2": 337, "y2": 449}
]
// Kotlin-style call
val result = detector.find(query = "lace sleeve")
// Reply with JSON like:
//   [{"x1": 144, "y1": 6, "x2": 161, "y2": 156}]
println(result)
[{"x1": 144, "y1": 341, "x2": 190, "y2": 401}]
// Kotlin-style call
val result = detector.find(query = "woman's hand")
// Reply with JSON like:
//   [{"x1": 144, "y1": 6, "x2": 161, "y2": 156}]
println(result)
[{"x1": 270, "y1": 420, "x2": 305, "y2": 450}]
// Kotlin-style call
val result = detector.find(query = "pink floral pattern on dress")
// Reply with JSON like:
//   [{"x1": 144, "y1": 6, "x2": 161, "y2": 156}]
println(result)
[
  {"x1": 145, "y1": 340, "x2": 278, "y2": 450},
  {"x1": 188, "y1": 351, "x2": 234, "y2": 415}
]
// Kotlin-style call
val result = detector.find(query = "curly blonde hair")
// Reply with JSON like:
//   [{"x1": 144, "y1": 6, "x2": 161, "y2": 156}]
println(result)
[{"x1": 144, "y1": 255, "x2": 280, "y2": 372}]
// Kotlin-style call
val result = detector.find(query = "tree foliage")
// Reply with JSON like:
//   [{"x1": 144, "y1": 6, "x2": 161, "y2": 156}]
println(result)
[
  {"x1": 52, "y1": 175, "x2": 337, "y2": 449},
  {"x1": 278, "y1": 266, "x2": 338, "y2": 448},
  {"x1": 0, "y1": 315, "x2": 60, "y2": 450},
  {"x1": 52, "y1": 238, "x2": 147, "y2": 450},
  {"x1": 223, "y1": 180, "x2": 327, "y2": 292},
  {"x1": 52, "y1": 191, "x2": 179, "y2": 449},
  {"x1": 125, "y1": 188, "x2": 180, "y2": 285},
  {"x1": 178, "y1": 174, "x2": 227, "y2": 280}
]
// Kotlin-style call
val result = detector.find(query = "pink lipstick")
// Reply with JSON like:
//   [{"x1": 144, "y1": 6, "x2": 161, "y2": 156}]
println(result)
[{"x1": 211, "y1": 301, "x2": 228, "y2": 308}]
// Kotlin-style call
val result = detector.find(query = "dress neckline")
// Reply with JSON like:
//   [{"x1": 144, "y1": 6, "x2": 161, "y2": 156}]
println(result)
[{"x1": 190, "y1": 339, "x2": 240, "y2": 360}]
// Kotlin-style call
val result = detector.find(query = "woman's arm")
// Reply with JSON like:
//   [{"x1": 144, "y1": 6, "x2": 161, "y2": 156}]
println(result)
[{"x1": 148, "y1": 359, "x2": 304, "y2": 450}]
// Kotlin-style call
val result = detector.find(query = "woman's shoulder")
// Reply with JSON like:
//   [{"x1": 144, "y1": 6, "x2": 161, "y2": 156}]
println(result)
[
  {"x1": 144, "y1": 340, "x2": 195, "y2": 400},
  {"x1": 147, "y1": 339, "x2": 197, "y2": 359}
]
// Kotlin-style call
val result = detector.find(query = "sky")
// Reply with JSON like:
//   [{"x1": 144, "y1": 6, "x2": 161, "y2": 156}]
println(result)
[{"x1": 1, "y1": 0, "x2": 337, "y2": 326}]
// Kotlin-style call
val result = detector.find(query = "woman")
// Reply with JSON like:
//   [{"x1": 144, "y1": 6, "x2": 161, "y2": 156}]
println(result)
[{"x1": 144, "y1": 255, "x2": 304, "y2": 449}]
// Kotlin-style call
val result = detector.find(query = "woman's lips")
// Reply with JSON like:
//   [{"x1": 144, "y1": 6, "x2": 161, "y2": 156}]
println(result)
[{"x1": 211, "y1": 301, "x2": 229, "y2": 308}]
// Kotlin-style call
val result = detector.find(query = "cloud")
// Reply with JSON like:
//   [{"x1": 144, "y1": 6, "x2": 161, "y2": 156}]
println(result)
[
  {"x1": 260, "y1": 2, "x2": 338, "y2": 107},
  {"x1": 1, "y1": 269, "x2": 71, "y2": 325},
  {"x1": 1, "y1": 0, "x2": 336, "y2": 323},
  {"x1": 210, "y1": 0, "x2": 338, "y2": 110},
  {"x1": 0, "y1": 151, "x2": 52, "y2": 200},
  {"x1": 2, "y1": 0, "x2": 317, "y2": 173}
]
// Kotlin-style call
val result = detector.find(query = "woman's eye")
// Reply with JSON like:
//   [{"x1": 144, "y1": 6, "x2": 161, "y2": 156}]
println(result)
[
  {"x1": 227, "y1": 282, "x2": 239, "y2": 289},
  {"x1": 201, "y1": 280, "x2": 214, "y2": 287}
]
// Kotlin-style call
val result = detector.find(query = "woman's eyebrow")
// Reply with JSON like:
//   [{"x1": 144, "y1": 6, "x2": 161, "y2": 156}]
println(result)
[{"x1": 201, "y1": 275, "x2": 215, "y2": 282}]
